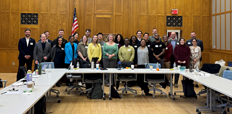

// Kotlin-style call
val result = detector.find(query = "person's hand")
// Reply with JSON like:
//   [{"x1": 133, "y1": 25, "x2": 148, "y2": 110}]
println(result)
[
  {"x1": 157, "y1": 58, "x2": 161, "y2": 61},
  {"x1": 164, "y1": 58, "x2": 167, "y2": 61},
  {"x1": 25, "y1": 55, "x2": 29, "y2": 59},
  {"x1": 83, "y1": 58, "x2": 86, "y2": 61},
  {"x1": 153, "y1": 53, "x2": 156, "y2": 57},
  {"x1": 193, "y1": 61, "x2": 196, "y2": 64},
  {"x1": 135, "y1": 64, "x2": 138, "y2": 68},
  {"x1": 106, "y1": 53, "x2": 109, "y2": 56},
  {"x1": 43, "y1": 56, "x2": 47, "y2": 60},
  {"x1": 122, "y1": 60, "x2": 125, "y2": 62},
  {"x1": 27, "y1": 55, "x2": 31, "y2": 59},
  {"x1": 108, "y1": 55, "x2": 113, "y2": 59},
  {"x1": 96, "y1": 60, "x2": 100, "y2": 63},
  {"x1": 183, "y1": 61, "x2": 186, "y2": 64},
  {"x1": 35, "y1": 61, "x2": 38, "y2": 64},
  {"x1": 178, "y1": 60, "x2": 181, "y2": 63},
  {"x1": 194, "y1": 59, "x2": 197, "y2": 62}
]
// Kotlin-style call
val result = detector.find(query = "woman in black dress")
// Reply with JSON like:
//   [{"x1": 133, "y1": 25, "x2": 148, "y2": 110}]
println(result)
[{"x1": 51, "y1": 37, "x2": 65, "y2": 86}]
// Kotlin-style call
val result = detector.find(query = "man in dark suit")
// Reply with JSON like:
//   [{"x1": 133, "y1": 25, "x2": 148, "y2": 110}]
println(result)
[
  {"x1": 34, "y1": 33, "x2": 51, "y2": 70},
  {"x1": 186, "y1": 31, "x2": 204, "y2": 60},
  {"x1": 18, "y1": 29, "x2": 35, "y2": 71},
  {"x1": 38, "y1": 31, "x2": 53, "y2": 44},
  {"x1": 52, "y1": 29, "x2": 67, "y2": 47},
  {"x1": 168, "y1": 32, "x2": 180, "y2": 87}
]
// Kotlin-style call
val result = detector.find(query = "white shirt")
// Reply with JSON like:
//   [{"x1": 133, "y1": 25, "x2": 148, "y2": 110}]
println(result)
[{"x1": 25, "y1": 37, "x2": 30, "y2": 47}]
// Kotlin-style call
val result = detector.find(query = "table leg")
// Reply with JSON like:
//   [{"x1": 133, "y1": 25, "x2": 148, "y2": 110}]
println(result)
[
  {"x1": 102, "y1": 73, "x2": 105, "y2": 100},
  {"x1": 109, "y1": 73, "x2": 112, "y2": 100},
  {"x1": 169, "y1": 73, "x2": 175, "y2": 100}
]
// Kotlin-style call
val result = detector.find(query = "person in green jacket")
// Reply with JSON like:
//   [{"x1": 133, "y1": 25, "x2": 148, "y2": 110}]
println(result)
[{"x1": 118, "y1": 38, "x2": 135, "y2": 62}]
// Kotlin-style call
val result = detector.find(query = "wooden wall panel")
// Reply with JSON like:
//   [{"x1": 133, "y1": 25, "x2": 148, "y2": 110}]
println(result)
[
  {"x1": 0, "y1": 0, "x2": 213, "y2": 72},
  {"x1": 39, "y1": 0, "x2": 49, "y2": 13},
  {"x1": 1, "y1": 12, "x2": 10, "y2": 48},
  {"x1": 20, "y1": 0, "x2": 29, "y2": 12},
  {"x1": 1, "y1": 0, "x2": 10, "y2": 12},
  {"x1": 10, "y1": 13, "x2": 20, "y2": 47},
  {"x1": 11, "y1": 0, "x2": 19, "y2": 12}
]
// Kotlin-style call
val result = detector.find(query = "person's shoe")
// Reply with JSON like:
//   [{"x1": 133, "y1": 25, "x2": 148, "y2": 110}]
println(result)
[
  {"x1": 174, "y1": 83, "x2": 178, "y2": 88},
  {"x1": 195, "y1": 84, "x2": 199, "y2": 88},
  {"x1": 78, "y1": 82, "x2": 82, "y2": 86},
  {"x1": 145, "y1": 93, "x2": 152, "y2": 96}
]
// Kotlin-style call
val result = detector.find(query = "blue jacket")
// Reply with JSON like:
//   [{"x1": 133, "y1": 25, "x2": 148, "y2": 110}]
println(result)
[
  {"x1": 18, "y1": 38, "x2": 35, "y2": 60},
  {"x1": 64, "y1": 42, "x2": 78, "y2": 64}
]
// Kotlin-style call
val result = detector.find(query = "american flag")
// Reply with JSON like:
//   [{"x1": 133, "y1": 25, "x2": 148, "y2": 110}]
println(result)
[{"x1": 71, "y1": 8, "x2": 78, "y2": 35}]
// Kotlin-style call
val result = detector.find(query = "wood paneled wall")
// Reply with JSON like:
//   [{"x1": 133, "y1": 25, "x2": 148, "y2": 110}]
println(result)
[
  {"x1": 0, "y1": 0, "x2": 212, "y2": 72},
  {"x1": 211, "y1": 0, "x2": 232, "y2": 65}
]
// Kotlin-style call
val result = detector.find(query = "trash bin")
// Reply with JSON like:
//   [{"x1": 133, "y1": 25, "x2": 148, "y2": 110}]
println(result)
[{"x1": 228, "y1": 61, "x2": 232, "y2": 67}]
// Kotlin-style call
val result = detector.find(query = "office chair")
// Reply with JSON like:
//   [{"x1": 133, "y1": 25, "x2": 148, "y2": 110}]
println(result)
[
  {"x1": 142, "y1": 63, "x2": 167, "y2": 98},
  {"x1": 39, "y1": 62, "x2": 60, "y2": 98},
  {"x1": 197, "y1": 63, "x2": 221, "y2": 96},
  {"x1": 0, "y1": 79, "x2": 7, "y2": 88},
  {"x1": 65, "y1": 58, "x2": 85, "y2": 95},
  {"x1": 216, "y1": 70, "x2": 232, "y2": 114},
  {"x1": 116, "y1": 62, "x2": 137, "y2": 98}
]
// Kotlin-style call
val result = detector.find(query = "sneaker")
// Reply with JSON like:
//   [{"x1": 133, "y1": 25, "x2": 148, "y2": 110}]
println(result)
[{"x1": 174, "y1": 83, "x2": 178, "y2": 88}]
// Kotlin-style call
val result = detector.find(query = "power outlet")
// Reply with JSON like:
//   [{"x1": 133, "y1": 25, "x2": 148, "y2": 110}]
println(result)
[{"x1": 13, "y1": 62, "x2": 15, "y2": 65}]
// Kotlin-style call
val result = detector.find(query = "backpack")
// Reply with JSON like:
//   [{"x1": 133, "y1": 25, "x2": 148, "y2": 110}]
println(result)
[
  {"x1": 89, "y1": 80, "x2": 103, "y2": 99},
  {"x1": 111, "y1": 85, "x2": 121, "y2": 99},
  {"x1": 182, "y1": 79, "x2": 196, "y2": 97}
]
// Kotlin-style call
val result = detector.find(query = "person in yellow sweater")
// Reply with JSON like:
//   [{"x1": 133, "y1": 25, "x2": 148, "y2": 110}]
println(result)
[
  {"x1": 87, "y1": 35, "x2": 102, "y2": 63},
  {"x1": 118, "y1": 38, "x2": 135, "y2": 62}
]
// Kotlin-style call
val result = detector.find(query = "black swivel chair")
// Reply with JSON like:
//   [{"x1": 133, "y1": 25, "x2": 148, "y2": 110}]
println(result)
[{"x1": 116, "y1": 62, "x2": 137, "y2": 98}]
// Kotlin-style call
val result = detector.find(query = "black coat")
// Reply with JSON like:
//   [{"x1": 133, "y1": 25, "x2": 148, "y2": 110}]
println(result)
[{"x1": 18, "y1": 38, "x2": 35, "y2": 60}]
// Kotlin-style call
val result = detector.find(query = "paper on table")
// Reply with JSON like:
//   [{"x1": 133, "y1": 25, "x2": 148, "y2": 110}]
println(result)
[{"x1": 5, "y1": 90, "x2": 23, "y2": 95}]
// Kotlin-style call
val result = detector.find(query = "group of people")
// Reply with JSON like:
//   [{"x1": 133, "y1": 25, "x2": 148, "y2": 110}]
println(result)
[{"x1": 18, "y1": 28, "x2": 203, "y2": 95}]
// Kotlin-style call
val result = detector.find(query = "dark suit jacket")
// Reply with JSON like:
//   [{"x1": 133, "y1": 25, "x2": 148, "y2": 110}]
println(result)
[
  {"x1": 18, "y1": 37, "x2": 35, "y2": 60},
  {"x1": 33, "y1": 41, "x2": 51, "y2": 62}
]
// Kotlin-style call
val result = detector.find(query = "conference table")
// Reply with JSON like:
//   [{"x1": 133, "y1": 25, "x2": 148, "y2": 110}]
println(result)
[{"x1": 0, "y1": 68, "x2": 232, "y2": 114}]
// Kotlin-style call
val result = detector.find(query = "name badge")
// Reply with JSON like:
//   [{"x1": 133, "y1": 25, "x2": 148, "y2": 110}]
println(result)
[
  {"x1": 117, "y1": 44, "x2": 119, "y2": 45},
  {"x1": 102, "y1": 46, "x2": 103, "y2": 48},
  {"x1": 134, "y1": 46, "x2": 137, "y2": 48},
  {"x1": 155, "y1": 45, "x2": 158, "y2": 48},
  {"x1": 195, "y1": 48, "x2": 198, "y2": 52},
  {"x1": 128, "y1": 49, "x2": 131, "y2": 51},
  {"x1": 188, "y1": 42, "x2": 191, "y2": 45},
  {"x1": 177, "y1": 43, "x2": 179, "y2": 45},
  {"x1": 85, "y1": 46, "x2": 88, "y2": 48},
  {"x1": 166, "y1": 47, "x2": 168, "y2": 50},
  {"x1": 159, "y1": 44, "x2": 162, "y2": 47},
  {"x1": 61, "y1": 48, "x2": 64, "y2": 50},
  {"x1": 148, "y1": 45, "x2": 150, "y2": 47},
  {"x1": 30, "y1": 43, "x2": 33, "y2": 45}
]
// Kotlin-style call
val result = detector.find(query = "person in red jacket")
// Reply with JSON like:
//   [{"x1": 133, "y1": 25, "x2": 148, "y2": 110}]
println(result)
[
  {"x1": 174, "y1": 38, "x2": 191, "y2": 87},
  {"x1": 163, "y1": 35, "x2": 173, "y2": 86}
]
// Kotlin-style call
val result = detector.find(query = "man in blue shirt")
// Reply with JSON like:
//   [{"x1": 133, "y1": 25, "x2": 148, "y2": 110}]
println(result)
[{"x1": 168, "y1": 32, "x2": 180, "y2": 87}]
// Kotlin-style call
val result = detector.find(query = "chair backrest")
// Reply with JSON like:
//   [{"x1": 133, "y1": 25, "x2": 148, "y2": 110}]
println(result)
[
  {"x1": 145, "y1": 63, "x2": 161, "y2": 69},
  {"x1": 218, "y1": 66, "x2": 232, "y2": 77},
  {"x1": 222, "y1": 70, "x2": 232, "y2": 80},
  {"x1": 39, "y1": 62, "x2": 55, "y2": 69},
  {"x1": 200, "y1": 63, "x2": 221, "y2": 74}
]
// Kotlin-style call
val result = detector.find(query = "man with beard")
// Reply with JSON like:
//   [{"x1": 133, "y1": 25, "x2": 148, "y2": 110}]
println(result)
[
  {"x1": 18, "y1": 29, "x2": 35, "y2": 71},
  {"x1": 52, "y1": 29, "x2": 67, "y2": 47}
]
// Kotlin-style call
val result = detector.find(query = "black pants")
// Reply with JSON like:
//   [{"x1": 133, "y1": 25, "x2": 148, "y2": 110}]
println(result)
[
  {"x1": 19, "y1": 58, "x2": 33, "y2": 71},
  {"x1": 170, "y1": 54, "x2": 179, "y2": 84}
]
